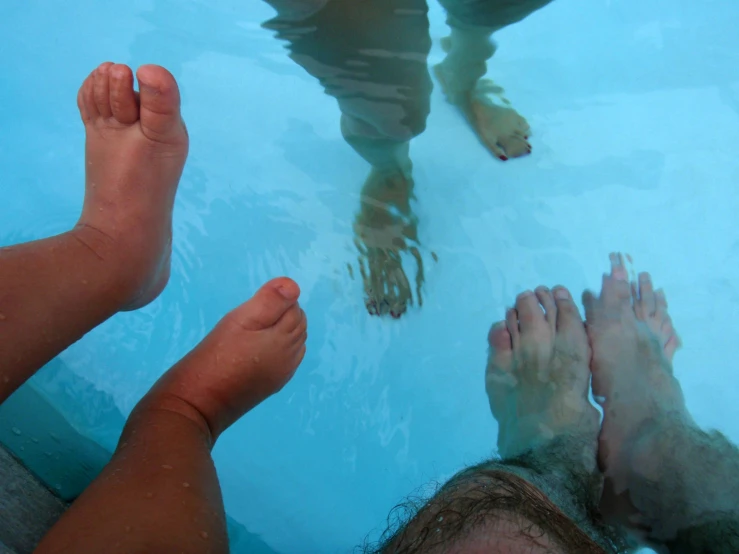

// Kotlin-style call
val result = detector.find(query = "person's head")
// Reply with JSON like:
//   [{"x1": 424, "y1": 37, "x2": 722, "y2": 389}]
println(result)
[{"x1": 367, "y1": 467, "x2": 615, "y2": 554}]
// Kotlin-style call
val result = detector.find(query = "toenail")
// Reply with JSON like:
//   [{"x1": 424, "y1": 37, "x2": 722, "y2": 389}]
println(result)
[
  {"x1": 139, "y1": 82, "x2": 160, "y2": 95},
  {"x1": 275, "y1": 283, "x2": 299, "y2": 300},
  {"x1": 518, "y1": 290, "x2": 534, "y2": 298},
  {"x1": 554, "y1": 288, "x2": 570, "y2": 300}
]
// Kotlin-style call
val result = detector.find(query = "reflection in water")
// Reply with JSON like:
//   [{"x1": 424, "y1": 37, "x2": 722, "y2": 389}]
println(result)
[{"x1": 263, "y1": 0, "x2": 553, "y2": 317}]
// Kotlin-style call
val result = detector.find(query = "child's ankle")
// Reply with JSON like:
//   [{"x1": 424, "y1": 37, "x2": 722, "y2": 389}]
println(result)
[{"x1": 122, "y1": 391, "x2": 216, "y2": 451}]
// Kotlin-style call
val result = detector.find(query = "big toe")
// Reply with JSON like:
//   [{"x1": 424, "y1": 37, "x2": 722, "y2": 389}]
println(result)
[
  {"x1": 486, "y1": 316, "x2": 517, "y2": 409},
  {"x1": 601, "y1": 253, "x2": 633, "y2": 311},
  {"x1": 136, "y1": 64, "x2": 186, "y2": 144},
  {"x1": 553, "y1": 286, "x2": 584, "y2": 331},
  {"x1": 225, "y1": 278, "x2": 301, "y2": 331},
  {"x1": 487, "y1": 320, "x2": 514, "y2": 369},
  {"x1": 583, "y1": 253, "x2": 634, "y2": 327}
]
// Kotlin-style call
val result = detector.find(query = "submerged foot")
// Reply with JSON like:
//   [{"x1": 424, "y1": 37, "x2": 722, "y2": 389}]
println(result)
[
  {"x1": 140, "y1": 278, "x2": 307, "y2": 441},
  {"x1": 486, "y1": 286, "x2": 599, "y2": 460},
  {"x1": 434, "y1": 63, "x2": 531, "y2": 161},
  {"x1": 75, "y1": 62, "x2": 189, "y2": 310},
  {"x1": 583, "y1": 253, "x2": 690, "y2": 525},
  {"x1": 354, "y1": 169, "x2": 424, "y2": 318}
]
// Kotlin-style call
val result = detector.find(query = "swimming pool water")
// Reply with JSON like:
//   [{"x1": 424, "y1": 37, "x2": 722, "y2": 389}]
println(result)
[{"x1": 2, "y1": 0, "x2": 739, "y2": 552}]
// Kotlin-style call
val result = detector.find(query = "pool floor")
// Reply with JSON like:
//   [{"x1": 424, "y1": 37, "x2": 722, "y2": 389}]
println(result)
[{"x1": 1, "y1": 0, "x2": 739, "y2": 552}]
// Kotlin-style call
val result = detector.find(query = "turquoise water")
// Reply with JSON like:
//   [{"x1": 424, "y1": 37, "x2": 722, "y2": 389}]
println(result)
[{"x1": 1, "y1": 0, "x2": 739, "y2": 552}]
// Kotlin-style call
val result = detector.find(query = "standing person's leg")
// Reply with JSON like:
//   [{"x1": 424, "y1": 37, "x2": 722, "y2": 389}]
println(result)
[
  {"x1": 263, "y1": 0, "x2": 432, "y2": 318},
  {"x1": 435, "y1": 0, "x2": 554, "y2": 160},
  {"x1": 36, "y1": 278, "x2": 307, "y2": 554},
  {"x1": 585, "y1": 254, "x2": 739, "y2": 552},
  {"x1": 0, "y1": 62, "x2": 187, "y2": 404},
  {"x1": 366, "y1": 285, "x2": 628, "y2": 553}
]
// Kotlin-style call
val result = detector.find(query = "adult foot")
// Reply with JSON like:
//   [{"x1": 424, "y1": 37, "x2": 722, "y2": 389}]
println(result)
[
  {"x1": 139, "y1": 278, "x2": 307, "y2": 441},
  {"x1": 486, "y1": 286, "x2": 599, "y2": 460},
  {"x1": 583, "y1": 253, "x2": 691, "y2": 523},
  {"x1": 434, "y1": 63, "x2": 531, "y2": 161},
  {"x1": 354, "y1": 169, "x2": 424, "y2": 318},
  {"x1": 75, "y1": 62, "x2": 189, "y2": 310}
]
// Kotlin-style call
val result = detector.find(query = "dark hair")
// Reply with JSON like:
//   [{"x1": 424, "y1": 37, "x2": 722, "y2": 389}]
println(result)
[{"x1": 362, "y1": 468, "x2": 617, "y2": 554}]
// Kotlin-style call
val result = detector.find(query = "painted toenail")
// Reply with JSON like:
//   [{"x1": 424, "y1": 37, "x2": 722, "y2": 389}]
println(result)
[{"x1": 554, "y1": 288, "x2": 570, "y2": 300}]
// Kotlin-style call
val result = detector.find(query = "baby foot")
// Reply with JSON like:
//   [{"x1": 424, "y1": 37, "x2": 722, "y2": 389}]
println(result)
[
  {"x1": 74, "y1": 62, "x2": 189, "y2": 310},
  {"x1": 140, "y1": 278, "x2": 307, "y2": 441},
  {"x1": 486, "y1": 286, "x2": 599, "y2": 460},
  {"x1": 583, "y1": 253, "x2": 691, "y2": 523}
]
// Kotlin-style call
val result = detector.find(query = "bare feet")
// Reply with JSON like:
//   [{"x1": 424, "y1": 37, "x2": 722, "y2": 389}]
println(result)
[
  {"x1": 583, "y1": 253, "x2": 691, "y2": 524},
  {"x1": 75, "y1": 62, "x2": 189, "y2": 310},
  {"x1": 138, "y1": 278, "x2": 307, "y2": 441},
  {"x1": 434, "y1": 64, "x2": 531, "y2": 161},
  {"x1": 486, "y1": 286, "x2": 599, "y2": 459},
  {"x1": 354, "y1": 169, "x2": 424, "y2": 318}
]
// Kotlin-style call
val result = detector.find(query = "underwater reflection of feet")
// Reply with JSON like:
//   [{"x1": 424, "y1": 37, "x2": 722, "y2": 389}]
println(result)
[
  {"x1": 353, "y1": 170, "x2": 424, "y2": 318},
  {"x1": 435, "y1": 56, "x2": 531, "y2": 161}
]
